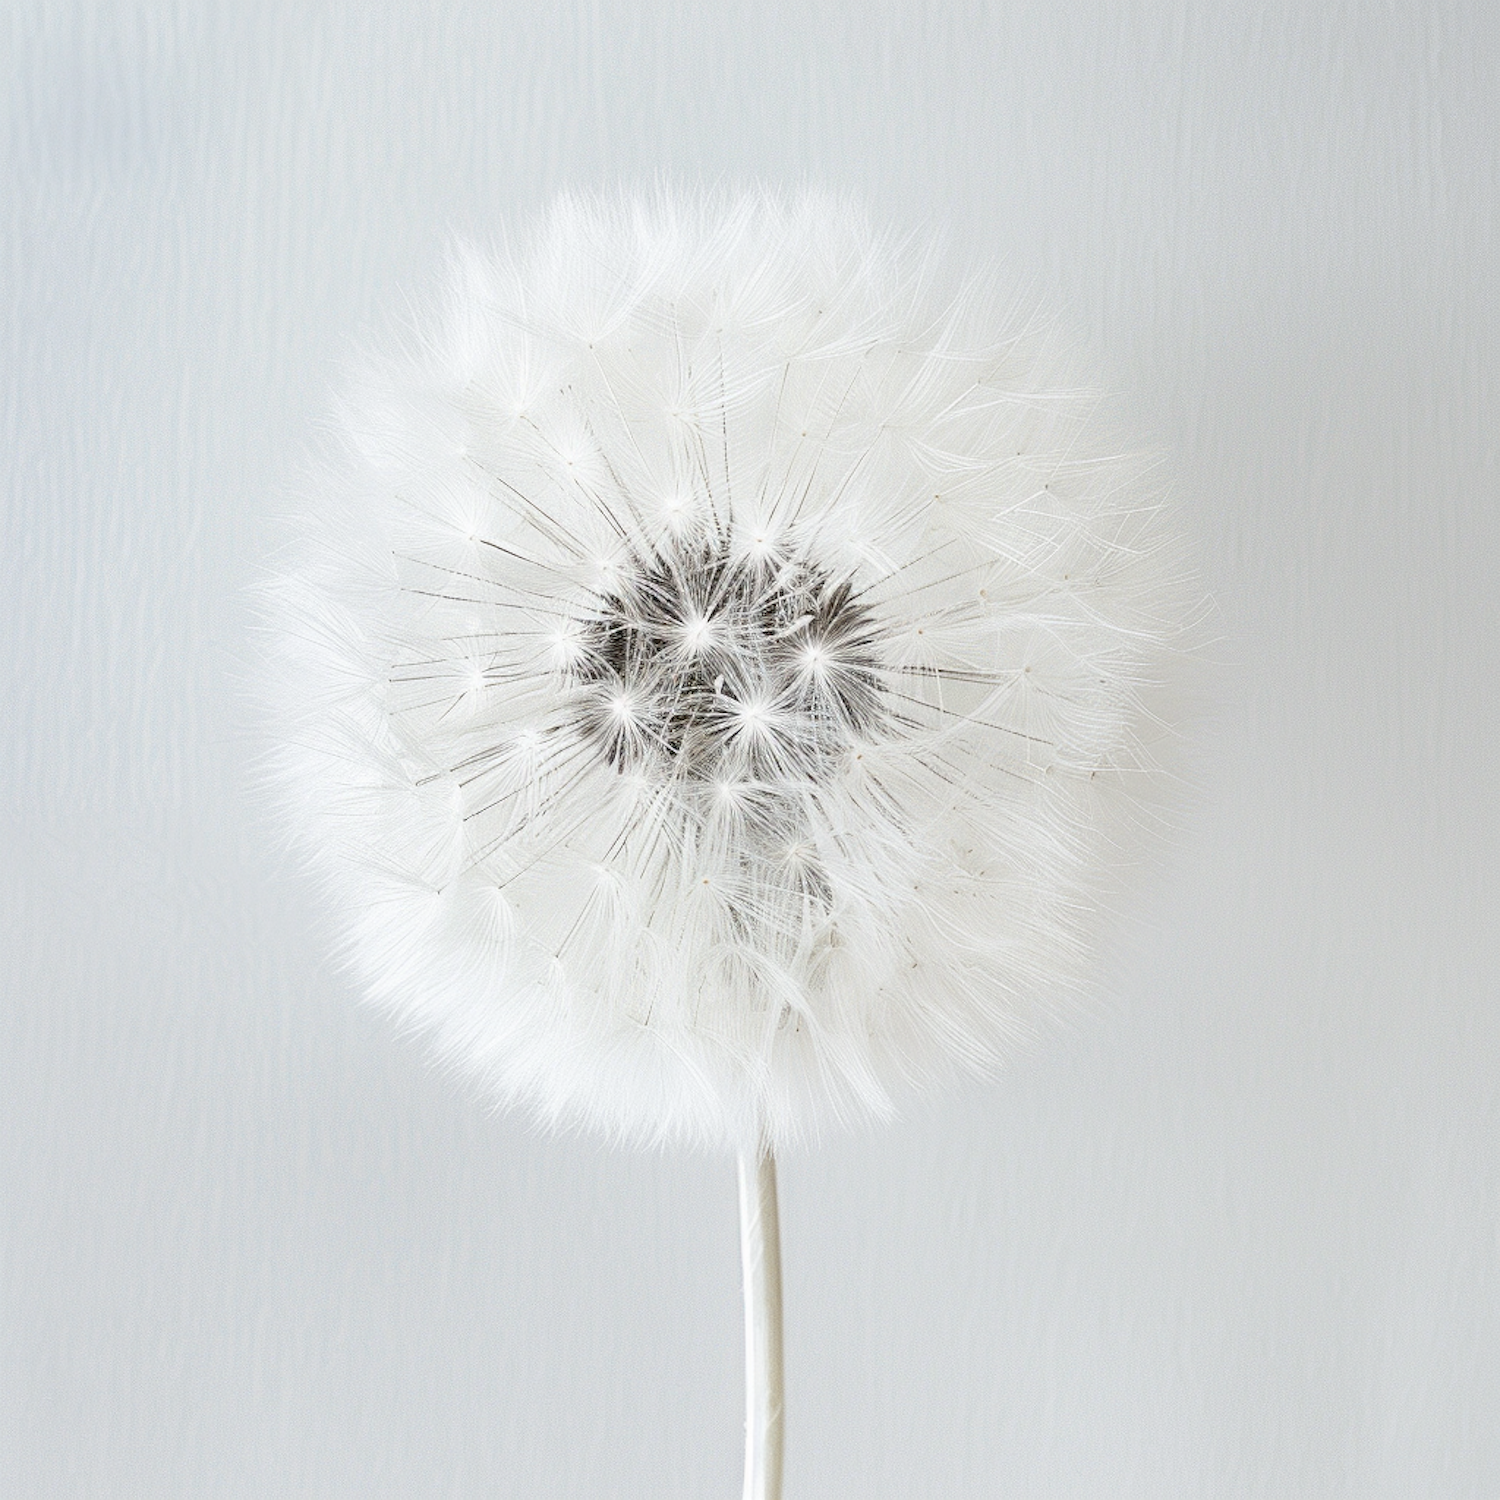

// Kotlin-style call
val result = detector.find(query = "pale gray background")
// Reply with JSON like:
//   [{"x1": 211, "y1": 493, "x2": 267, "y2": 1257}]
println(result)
[{"x1": 4, "y1": 2, "x2": 1496, "y2": 1496}]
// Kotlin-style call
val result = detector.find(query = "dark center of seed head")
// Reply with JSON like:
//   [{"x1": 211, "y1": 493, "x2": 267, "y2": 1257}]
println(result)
[{"x1": 570, "y1": 538, "x2": 884, "y2": 783}]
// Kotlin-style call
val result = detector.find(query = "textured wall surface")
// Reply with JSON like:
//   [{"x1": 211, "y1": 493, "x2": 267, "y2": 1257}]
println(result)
[{"x1": 3, "y1": 3, "x2": 1496, "y2": 1495}]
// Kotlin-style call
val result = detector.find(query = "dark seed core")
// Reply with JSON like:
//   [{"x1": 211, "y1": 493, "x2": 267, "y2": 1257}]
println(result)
[{"x1": 569, "y1": 537, "x2": 884, "y2": 785}]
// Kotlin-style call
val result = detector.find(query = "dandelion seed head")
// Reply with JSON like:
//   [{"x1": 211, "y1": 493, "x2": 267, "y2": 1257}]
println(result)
[{"x1": 264, "y1": 187, "x2": 1203, "y2": 1150}]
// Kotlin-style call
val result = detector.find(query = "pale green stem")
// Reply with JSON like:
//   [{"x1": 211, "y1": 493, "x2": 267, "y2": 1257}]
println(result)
[{"x1": 738, "y1": 1148, "x2": 784, "y2": 1500}]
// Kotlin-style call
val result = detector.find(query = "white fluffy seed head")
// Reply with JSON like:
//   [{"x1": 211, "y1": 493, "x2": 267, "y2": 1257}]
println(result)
[{"x1": 262, "y1": 187, "x2": 1203, "y2": 1152}]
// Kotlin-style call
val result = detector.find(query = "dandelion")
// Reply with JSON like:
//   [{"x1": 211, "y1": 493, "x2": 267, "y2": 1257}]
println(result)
[{"x1": 263, "y1": 187, "x2": 1199, "y2": 1500}]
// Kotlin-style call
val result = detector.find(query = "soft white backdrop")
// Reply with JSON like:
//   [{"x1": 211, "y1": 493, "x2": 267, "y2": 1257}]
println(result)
[{"x1": 4, "y1": 3, "x2": 1496, "y2": 1495}]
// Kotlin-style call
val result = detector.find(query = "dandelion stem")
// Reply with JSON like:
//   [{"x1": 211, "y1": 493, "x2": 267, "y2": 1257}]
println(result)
[{"x1": 738, "y1": 1146, "x2": 784, "y2": 1500}]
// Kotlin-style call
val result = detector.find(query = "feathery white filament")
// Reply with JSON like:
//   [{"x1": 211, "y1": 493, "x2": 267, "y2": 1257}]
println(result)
[{"x1": 264, "y1": 188, "x2": 1198, "y2": 1150}]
